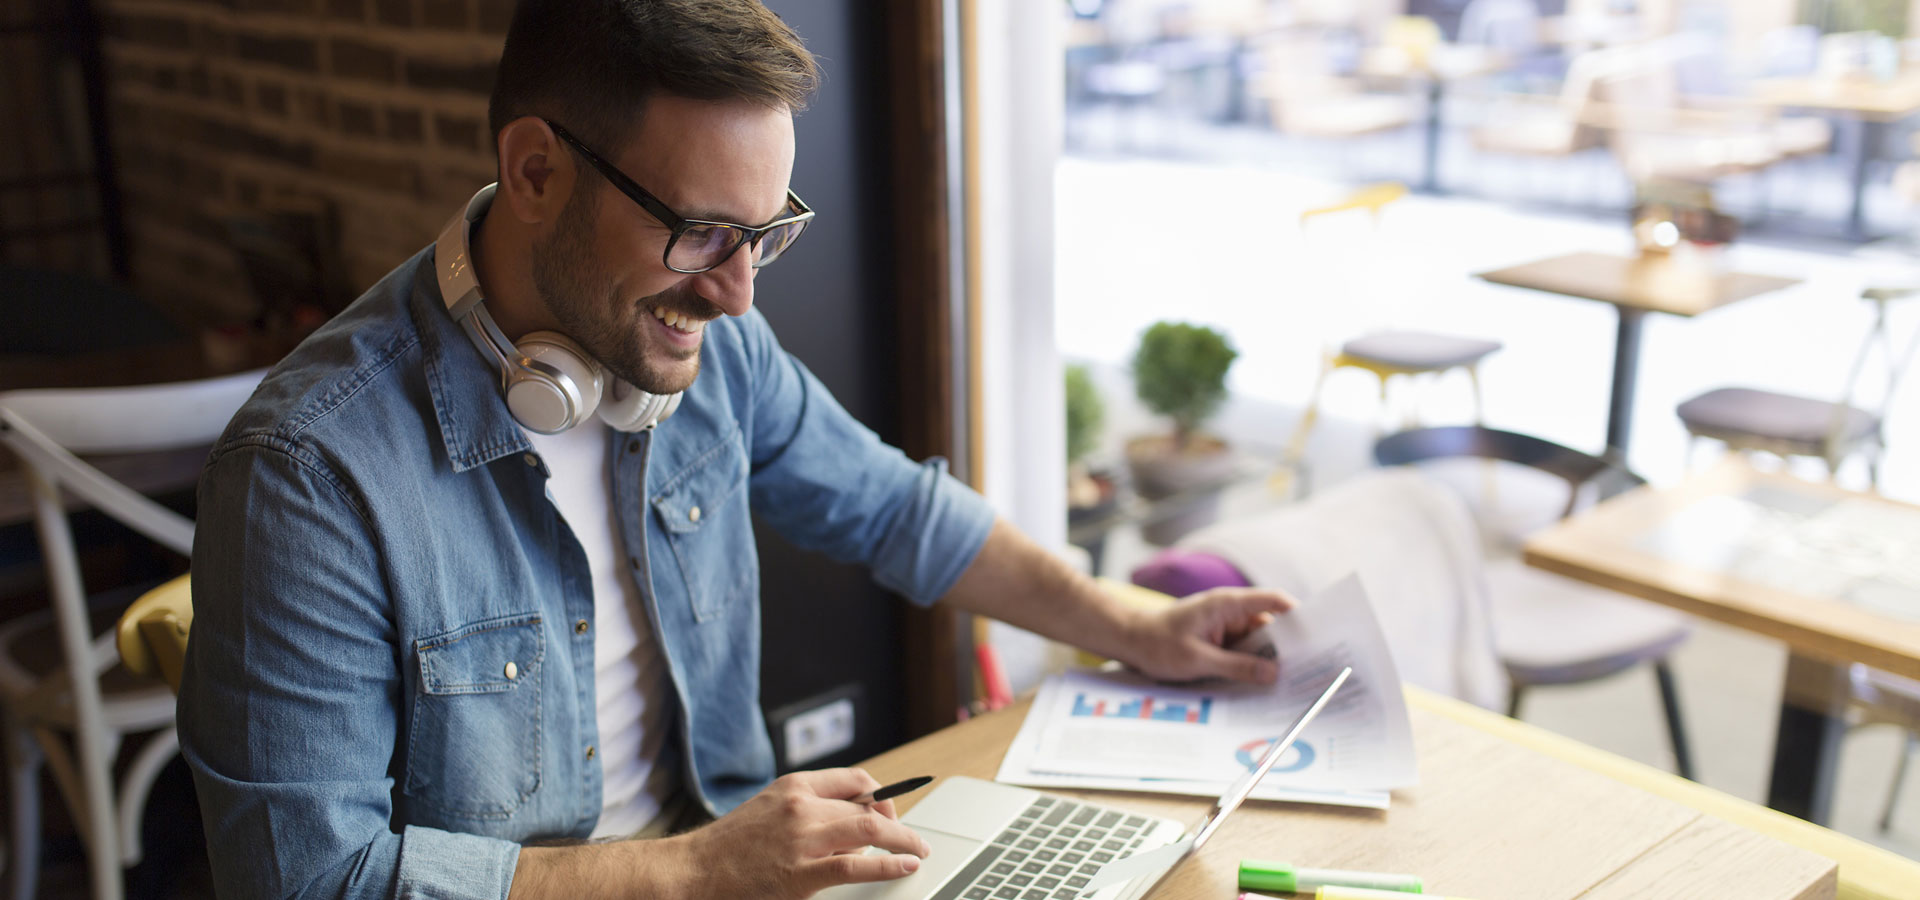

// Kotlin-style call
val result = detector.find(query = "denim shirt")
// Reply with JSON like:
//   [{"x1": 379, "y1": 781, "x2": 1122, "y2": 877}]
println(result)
[{"x1": 177, "y1": 246, "x2": 995, "y2": 900}]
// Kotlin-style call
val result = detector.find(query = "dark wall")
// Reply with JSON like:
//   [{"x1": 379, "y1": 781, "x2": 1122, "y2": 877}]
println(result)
[{"x1": 752, "y1": 0, "x2": 912, "y2": 769}]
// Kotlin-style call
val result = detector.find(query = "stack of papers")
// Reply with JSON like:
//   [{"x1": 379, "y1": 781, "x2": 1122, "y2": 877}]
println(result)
[{"x1": 995, "y1": 574, "x2": 1418, "y2": 810}]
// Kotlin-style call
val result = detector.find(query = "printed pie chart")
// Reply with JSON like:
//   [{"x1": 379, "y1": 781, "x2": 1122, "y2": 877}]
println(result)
[{"x1": 1236, "y1": 735, "x2": 1315, "y2": 774}]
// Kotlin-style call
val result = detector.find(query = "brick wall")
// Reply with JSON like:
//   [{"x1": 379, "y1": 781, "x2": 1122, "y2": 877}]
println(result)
[{"x1": 97, "y1": 0, "x2": 514, "y2": 324}]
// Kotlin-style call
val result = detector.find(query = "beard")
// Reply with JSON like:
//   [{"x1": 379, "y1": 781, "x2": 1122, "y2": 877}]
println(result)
[{"x1": 529, "y1": 189, "x2": 722, "y2": 396}]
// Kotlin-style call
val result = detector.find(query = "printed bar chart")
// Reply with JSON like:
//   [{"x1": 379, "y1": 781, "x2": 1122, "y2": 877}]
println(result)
[{"x1": 1071, "y1": 692, "x2": 1213, "y2": 724}]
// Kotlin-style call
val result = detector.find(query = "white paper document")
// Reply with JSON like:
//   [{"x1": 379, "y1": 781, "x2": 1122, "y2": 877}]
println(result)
[{"x1": 994, "y1": 574, "x2": 1416, "y2": 805}]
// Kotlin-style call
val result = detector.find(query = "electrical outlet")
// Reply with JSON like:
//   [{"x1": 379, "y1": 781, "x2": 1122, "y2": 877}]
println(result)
[{"x1": 783, "y1": 696, "x2": 856, "y2": 767}]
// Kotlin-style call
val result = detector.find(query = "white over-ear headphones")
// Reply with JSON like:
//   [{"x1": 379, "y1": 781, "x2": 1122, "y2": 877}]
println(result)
[{"x1": 435, "y1": 183, "x2": 682, "y2": 435}]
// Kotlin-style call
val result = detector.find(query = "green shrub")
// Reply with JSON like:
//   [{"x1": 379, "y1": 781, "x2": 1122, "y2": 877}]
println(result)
[
  {"x1": 1064, "y1": 364, "x2": 1104, "y2": 465},
  {"x1": 1131, "y1": 321, "x2": 1237, "y2": 449}
]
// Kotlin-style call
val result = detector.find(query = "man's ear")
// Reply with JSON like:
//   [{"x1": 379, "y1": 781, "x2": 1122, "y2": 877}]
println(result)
[{"x1": 494, "y1": 116, "x2": 576, "y2": 226}]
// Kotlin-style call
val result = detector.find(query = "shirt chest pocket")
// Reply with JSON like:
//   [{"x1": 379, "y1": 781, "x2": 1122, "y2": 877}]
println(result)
[
  {"x1": 652, "y1": 430, "x2": 753, "y2": 623},
  {"x1": 404, "y1": 612, "x2": 545, "y2": 820}
]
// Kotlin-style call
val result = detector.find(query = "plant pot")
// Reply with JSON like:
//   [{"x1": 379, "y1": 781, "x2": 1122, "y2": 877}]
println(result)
[{"x1": 1125, "y1": 434, "x2": 1235, "y2": 546}]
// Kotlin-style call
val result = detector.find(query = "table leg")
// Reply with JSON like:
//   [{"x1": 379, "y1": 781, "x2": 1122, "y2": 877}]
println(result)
[
  {"x1": 1846, "y1": 117, "x2": 1883, "y2": 242},
  {"x1": 1418, "y1": 79, "x2": 1443, "y2": 194},
  {"x1": 1766, "y1": 654, "x2": 1850, "y2": 825},
  {"x1": 1605, "y1": 307, "x2": 1646, "y2": 461}
]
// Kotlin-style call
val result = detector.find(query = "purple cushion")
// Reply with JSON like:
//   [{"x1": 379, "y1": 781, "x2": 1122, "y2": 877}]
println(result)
[{"x1": 1131, "y1": 549, "x2": 1251, "y2": 598}]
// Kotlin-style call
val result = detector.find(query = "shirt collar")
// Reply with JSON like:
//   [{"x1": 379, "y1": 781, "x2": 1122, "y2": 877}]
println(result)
[{"x1": 410, "y1": 246, "x2": 533, "y2": 473}]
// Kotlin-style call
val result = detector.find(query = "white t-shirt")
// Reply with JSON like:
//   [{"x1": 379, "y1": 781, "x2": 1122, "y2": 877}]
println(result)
[{"x1": 524, "y1": 423, "x2": 678, "y2": 838}]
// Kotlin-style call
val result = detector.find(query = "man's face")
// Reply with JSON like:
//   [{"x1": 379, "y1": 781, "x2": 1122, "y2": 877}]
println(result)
[{"x1": 531, "y1": 95, "x2": 797, "y2": 395}]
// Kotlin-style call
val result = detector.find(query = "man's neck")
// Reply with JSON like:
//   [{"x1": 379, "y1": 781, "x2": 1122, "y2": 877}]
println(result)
[{"x1": 469, "y1": 190, "x2": 553, "y2": 342}]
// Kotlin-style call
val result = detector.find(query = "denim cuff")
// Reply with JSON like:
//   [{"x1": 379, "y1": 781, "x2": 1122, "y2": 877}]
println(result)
[
  {"x1": 395, "y1": 825, "x2": 520, "y2": 900},
  {"x1": 873, "y1": 458, "x2": 996, "y2": 606}
]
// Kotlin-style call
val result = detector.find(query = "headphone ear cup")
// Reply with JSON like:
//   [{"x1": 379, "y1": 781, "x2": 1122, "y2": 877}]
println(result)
[
  {"x1": 598, "y1": 379, "x2": 682, "y2": 432},
  {"x1": 509, "y1": 331, "x2": 605, "y2": 433}
]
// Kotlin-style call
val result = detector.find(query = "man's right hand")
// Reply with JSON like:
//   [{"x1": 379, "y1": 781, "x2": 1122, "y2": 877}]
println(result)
[
  {"x1": 511, "y1": 768, "x2": 932, "y2": 900},
  {"x1": 660, "y1": 768, "x2": 933, "y2": 899}
]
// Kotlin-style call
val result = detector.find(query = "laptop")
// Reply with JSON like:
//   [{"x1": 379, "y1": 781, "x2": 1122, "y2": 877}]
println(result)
[{"x1": 819, "y1": 668, "x2": 1352, "y2": 900}]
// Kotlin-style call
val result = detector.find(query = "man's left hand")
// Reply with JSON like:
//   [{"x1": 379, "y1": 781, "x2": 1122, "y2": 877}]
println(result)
[{"x1": 1118, "y1": 587, "x2": 1293, "y2": 684}]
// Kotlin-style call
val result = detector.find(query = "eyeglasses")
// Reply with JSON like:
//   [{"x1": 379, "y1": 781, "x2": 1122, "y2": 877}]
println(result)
[{"x1": 545, "y1": 119, "x2": 814, "y2": 274}]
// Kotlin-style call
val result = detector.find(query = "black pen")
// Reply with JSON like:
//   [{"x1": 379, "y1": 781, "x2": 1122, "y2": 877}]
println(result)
[{"x1": 852, "y1": 775, "x2": 933, "y2": 804}]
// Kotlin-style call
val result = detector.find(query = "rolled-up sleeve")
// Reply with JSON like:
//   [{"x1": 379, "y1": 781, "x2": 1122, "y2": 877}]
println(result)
[
  {"x1": 739, "y1": 313, "x2": 995, "y2": 605},
  {"x1": 180, "y1": 440, "x2": 519, "y2": 900}
]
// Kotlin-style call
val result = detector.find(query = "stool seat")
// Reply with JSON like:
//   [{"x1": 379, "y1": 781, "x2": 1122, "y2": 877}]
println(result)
[
  {"x1": 1677, "y1": 387, "x2": 1878, "y2": 454},
  {"x1": 1341, "y1": 330, "x2": 1503, "y2": 372}
]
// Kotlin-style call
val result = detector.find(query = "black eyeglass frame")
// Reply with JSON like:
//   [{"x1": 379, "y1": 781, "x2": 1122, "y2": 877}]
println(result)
[{"x1": 544, "y1": 118, "x2": 814, "y2": 274}]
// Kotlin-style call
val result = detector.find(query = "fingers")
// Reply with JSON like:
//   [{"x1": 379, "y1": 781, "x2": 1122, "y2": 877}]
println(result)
[
  {"x1": 789, "y1": 767, "x2": 885, "y2": 801},
  {"x1": 1196, "y1": 642, "x2": 1279, "y2": 684},
  {"x1": 1195, "y1": 586, "x2": 1295, "y2": 617},
  {"x1": 872, "y1": 798, "x2": 900, "y2": 820},
  {"x1": 800, "y1": 851, "x2": 924, "y2": 891},
  {"x1": 812, "y1": 809, "x2": 933, "y2": 858}
]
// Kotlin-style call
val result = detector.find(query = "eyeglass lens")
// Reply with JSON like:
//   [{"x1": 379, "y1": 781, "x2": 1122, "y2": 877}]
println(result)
[{"x1": 667, "y1": 217, "x2": 809, "y2": 272}]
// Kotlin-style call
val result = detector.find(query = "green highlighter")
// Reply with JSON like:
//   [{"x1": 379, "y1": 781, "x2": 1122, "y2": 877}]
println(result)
[{"x1": 1239, "y1": 859, "x2": 1424, "y2": 894}]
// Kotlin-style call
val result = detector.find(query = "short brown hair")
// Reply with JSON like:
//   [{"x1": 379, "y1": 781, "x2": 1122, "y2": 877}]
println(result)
[{"x1": 488, "y1": 0, "x2": 818, "y2": 152}]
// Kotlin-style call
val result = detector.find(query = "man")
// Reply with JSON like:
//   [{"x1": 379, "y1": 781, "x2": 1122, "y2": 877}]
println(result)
[{"x1": 178, "y1": 2, "x2": 1290, "y2": 898}]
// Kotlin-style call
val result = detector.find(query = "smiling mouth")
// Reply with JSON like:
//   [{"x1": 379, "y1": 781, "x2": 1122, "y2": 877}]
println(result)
[{"x1": 649, "y1": 304, "x2": 707, "y2": 335}]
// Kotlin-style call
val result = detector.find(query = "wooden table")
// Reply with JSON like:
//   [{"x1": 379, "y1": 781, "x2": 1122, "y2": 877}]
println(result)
[
  {"x1": 1525, "y1": 460, "x2": 1920, "y2": 824},
  {"x1": 1358, "y1": 46, "x2": 1506, "y2": 194},
  {"x1": 1756, "y1": 73, "x2": 1920, "y2": 241},
  {"x1": 1475, "y1": 251, "x2": 1802, "y2": 459},
  {"x1": 857, "y1": 691, "x2": 1835, "y2": 900}
]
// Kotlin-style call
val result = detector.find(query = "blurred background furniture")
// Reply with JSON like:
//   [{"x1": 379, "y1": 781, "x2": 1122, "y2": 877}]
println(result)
[
  {"x1": 1756, "y1": 69, "x2": 1920, "y2": 240},
  {"x1": 1525, "y1": 459, "x2": 1920, "y2": 825},
  {"x1": 1475, "y1": 250, "x2": 1802, "y2": 460},
  {"x1": 0, "y1": 371, "x2": 261, "y2": 900},
  {"x1": 1849, "y1": 664, "x2": 1920, "y2": 833},
  {"x1": 1276, "y1": 183, "x2": 1502, "y2": 494},
  {"x1": 1374, "y1": 425, "x2": 1695, "y2": 779},
  {"x1": 1254, "y1": 31, "x2": 1418, "y2": 141},
  {"x1": 1677, "y1": 284, "x2": 1920, "y2": 488}
]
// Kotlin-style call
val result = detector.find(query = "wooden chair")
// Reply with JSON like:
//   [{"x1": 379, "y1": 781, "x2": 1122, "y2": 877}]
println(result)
[
  {"x1": 0, "y1": 369, "x2": 260, "y2": 900},
  {"x1": 1677, "y1": 285, "x2": 1920, "y2": 488},
  {"x1": 1275, "y1": 184, "x2": 1502, "y2": 495},
  {"x1": 1374, "y1": 425, "x2": 1696, "y2": 779}
]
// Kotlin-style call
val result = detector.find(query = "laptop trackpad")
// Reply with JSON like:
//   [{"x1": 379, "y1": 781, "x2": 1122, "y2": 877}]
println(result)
[{"x1": 813, "y1": 828, "x2": 982, "y2": 900}]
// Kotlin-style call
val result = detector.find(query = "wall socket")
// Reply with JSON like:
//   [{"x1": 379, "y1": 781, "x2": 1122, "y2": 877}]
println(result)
[{"x1": 767, "y1": 684, "x2": 863, "y2": 771}]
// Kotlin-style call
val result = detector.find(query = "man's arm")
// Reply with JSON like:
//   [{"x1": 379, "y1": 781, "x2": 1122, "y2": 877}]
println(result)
[
  {"x1": 942, "y1": 519, "x2": 1290, "y2": 684},
  {"x1": 508, "y1": 769, "x2": 929, "y2": 900}
]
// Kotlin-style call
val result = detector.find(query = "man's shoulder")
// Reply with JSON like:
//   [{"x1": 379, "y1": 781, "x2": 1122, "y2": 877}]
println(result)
[{"x1": 212, "y1": 249, "x2": 437, "y2": 470}]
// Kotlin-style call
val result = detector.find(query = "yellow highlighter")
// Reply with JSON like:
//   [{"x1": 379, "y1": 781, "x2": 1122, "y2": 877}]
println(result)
[{"x1": 1318, "y1": 888, "x2": 1481, "y2": 900}]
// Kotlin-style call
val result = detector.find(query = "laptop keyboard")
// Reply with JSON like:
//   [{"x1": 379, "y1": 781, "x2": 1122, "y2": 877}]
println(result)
[{"x1": 929, "y1": 795, "x2": 1156, "y2": 900}]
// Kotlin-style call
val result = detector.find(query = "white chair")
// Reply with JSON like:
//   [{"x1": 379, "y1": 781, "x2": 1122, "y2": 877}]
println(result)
[
  {"x1": 1373, "y1": 426, "x2": 1695, "y2": 780},
  {"x1": 0, "y1": 369, "x2": 261, "y2": 900}
]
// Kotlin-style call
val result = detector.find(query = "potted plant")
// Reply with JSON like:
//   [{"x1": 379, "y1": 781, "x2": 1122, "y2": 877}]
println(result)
[
  {"x1": 1125, "y1": 321, "x2": 1239, "y2": 545},
  {"x1": 1064, "y1": 364, "x2": 1119, "y2": 572}
]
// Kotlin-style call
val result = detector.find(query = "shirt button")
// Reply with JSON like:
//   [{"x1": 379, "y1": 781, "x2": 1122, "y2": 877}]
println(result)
[
  {"x1": 627, "y1": 440, "x2": 641, "y2": 454},
  {"x1": 629, "y1": 557, "x2": 641, "y2": 571},
  {"x1": 688, "y1": 505, "x2": 701, "y2": 523},
  {"x1": 585, "y1": 745, "x2": 596, "y2": 760},
  {"x1": 574, "y1": 619, "x2": 590, "y2": 635},
  {"x1": 522, "y1": 454, "x2": 539, "y2": 467},
  {"x1": 503, "y1": 661, "x2": 518, "y2": 680}
]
